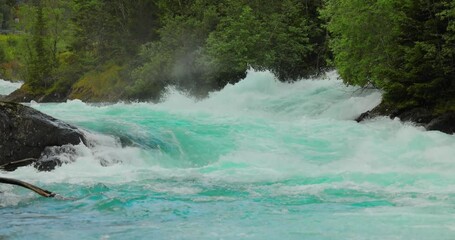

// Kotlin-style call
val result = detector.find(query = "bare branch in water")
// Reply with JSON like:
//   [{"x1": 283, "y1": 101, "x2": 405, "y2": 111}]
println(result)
[{"x1": 0, "y1": 177, "x2": 56, "y2": 198}]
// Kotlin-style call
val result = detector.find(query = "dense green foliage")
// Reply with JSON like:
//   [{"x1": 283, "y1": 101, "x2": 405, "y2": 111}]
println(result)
[
  {"x1": 0, "y1": 34, "x2": 21, "y2": 80},
  {"x1": 6, "y1": 0, "x2": 328, "y2": 100},
  {"x1": 0, "y1": 0, "x2": 15, "y2": 30},
  {"x1": 130, "y1": 0, "x2": 328, "y2": 99},
  {"x1": 0, "y1": 0, "x2": 22, "y2": 81},
  {"x1": 323, "y1": 0, "x2": 455, "y2": 112},
  {"x1": 26, "y1": 0, "x2": 54, "y2": 90},
  {"x1": 1, "y1": 0, "x2": 454, "y2": 116}
]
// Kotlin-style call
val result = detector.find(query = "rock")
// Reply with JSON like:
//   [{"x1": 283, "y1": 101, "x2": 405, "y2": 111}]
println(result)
[
  {"x1": 355, "y1": 110, "x2": 373, "y2": 122},
  {"x1": 2, "y1": 88, "x2": 38, "y2": 102},
  {"x1": 355, "y1": 102, "x2": 400, "y2": 122},
  {"x1": 426, "y1": 112, "x2": 455, "y2": 134},
  {"x1": 0, "y1": 101, "x2": 87, "y2": 171},
  {"x1": 395, "y1": 107, "x2": 434, "y2": 124},
  {"x1": 356, "y1": 101, "x2": 454, "y2": 135},
  {"x1": 37, "y1": 92, "x2": 66, "y2": 102},
  {"x1": 3, "y1": 88, "x2": 66, "y2": 103}
]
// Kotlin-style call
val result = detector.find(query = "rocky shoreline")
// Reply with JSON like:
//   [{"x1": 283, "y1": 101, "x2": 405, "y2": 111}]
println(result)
[{"x1": 356, "y1": 102, "x2": 455, "y2": 135}]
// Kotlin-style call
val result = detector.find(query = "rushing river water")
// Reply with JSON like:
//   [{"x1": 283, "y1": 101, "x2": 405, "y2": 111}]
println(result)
[
  {"x1": 0, "y1": 79, "x2": 22, "y2": 96},
  {"x1": 1, "y1": 72, "x2": 455, "y2": 240}
]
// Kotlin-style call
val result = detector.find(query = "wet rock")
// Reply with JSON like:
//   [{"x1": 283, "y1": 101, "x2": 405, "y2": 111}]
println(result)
[
  {"x1": 426, "y1": 112, "x2": 455, "y2": 134},
  {"x1": 0, "y1": 101, "x2": 87, "y2": 171},
  {"x1": 3, "y1": 88, "x2": 66, "y2": 103},
  {"x1": 395, "y1": 107, "x2": 434, "y2": 124},
  {"x1": 355, "y1": 103, "x2": 399, "y2": 122},
  {"x1": 356, "y1": 102, "x2": 454, "y2": 135},
  {"x1": 2, "y1": 88, "x2": 38, "y2": 102}
]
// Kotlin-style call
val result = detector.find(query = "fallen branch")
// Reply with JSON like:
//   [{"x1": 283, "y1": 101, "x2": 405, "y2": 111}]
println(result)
[
  {"x1": 0, "y1": 177, "x2": 56, "y2": 198},
  {"x1": 0, "y1": 158, "x2": 38, "y2": 171}
]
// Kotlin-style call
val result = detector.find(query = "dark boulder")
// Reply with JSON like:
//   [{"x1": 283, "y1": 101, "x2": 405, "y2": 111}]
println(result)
[
  {"x1": 0, "y1": 101, "x2": 87, "y2": 171},
  {"x1": 426, "y1": 112, "x2": 455, "y2": 134},
  {"x1": 355, "y1": 103, "x2": 401, "y2": 122},
  {"x1": 356, "y1": 101, "x2": 454, "y2": 135},
  {"x1": 394, "y1": 107, "x2": 434, "y2": 124}
]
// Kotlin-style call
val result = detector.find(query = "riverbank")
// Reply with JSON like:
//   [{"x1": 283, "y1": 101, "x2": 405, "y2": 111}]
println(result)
[{"x1": 1, "y1": 62, "x2": 129, "y2": 103}]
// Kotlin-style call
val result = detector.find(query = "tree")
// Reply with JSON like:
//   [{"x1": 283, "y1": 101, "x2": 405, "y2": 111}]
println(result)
[
  {"x1": 0, "y1": 0, "x2": 15, "y2": 30},
  {"x1": 322, "y1": 0, "x2": 455, "y2": 111},
  {"x1": 265, "y1": 0, "x2": 328, "y2": 81},
  {"x1": 26, "y1": 0, "x2": 54, "y2": 90},
  {"x1": 205, "y1": 5, "x2": 269, "y2": 87},
  {"x1": 321, "y1": 0, "x2": 403, "y2": 87},
  {"x1": 71, "y1": 0, "x2": 160, "y2": 62},
  {"x1": 129, "y1": 0, "x2": 223, "y2": 98}
]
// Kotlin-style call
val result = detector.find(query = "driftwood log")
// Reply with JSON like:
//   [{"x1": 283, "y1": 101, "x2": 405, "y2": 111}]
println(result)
[{"x1": 0, "y1": 176, "x2": 56, "y2": 198}]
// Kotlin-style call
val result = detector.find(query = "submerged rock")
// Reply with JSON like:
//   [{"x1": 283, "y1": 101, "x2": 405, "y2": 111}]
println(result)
[{"x1": 0, "y1": 101, "x2": 87, "y2": 171}]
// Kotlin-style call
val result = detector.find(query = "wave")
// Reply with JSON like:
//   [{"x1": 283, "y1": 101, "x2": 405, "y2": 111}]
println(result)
[
  {"x1": 2, "y1": 70, "x2": 453, "y2": 187},
  {"x1": 0, "y1": 79, "x2": 22, "y2": 95}
]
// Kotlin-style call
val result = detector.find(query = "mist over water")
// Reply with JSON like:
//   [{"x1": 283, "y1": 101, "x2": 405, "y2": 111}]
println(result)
[{"x1": 1, "y1": 71, "x2": 455, "y2": 239}]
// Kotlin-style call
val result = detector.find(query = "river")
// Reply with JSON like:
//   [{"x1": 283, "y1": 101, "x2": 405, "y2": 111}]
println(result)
[{"x1": 1, "y1": 72, "x2": 455, "y2": 239}]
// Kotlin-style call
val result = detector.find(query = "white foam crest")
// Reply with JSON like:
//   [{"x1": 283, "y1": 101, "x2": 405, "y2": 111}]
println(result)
[
  {"x1": 0, "y1": 185, "x2": 24, "y2": 207},
  {"x1": 5, "y1": 70, "x2": 453, "y2": 196},
  {"x1": 28, "y1": 70, "x2": 382, "y2": 126},
  {"x1": 144, "y1": 183, "x2": 202, "y2": 195},
  {"x1": 0, "y1": 79, "x2": 22, "y2": 95},
  {"x1": 319, "y1": 91, "x2": 382, "y2": 120},
  {"x1": 5, "y1": 116, "x2": 450, "y2": 188},
  {"x1": 2, "y1": 131, "x2": 154, "y2": 185},
  {"x1": 154, "y1": 70, "x2": 382, "y2": 121}
]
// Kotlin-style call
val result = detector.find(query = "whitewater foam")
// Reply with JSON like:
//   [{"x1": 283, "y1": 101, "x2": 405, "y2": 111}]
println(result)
[
  {"x1": 0, "y1": 79, "x2": 22, "y2": 95},
  {"x1": 4, "y1": 70, "x2": 454, "y2": 183},
  {"x1": 152, "y1": 70, "x2": 382, "y2": 120},
  {"x1": 1, "y1": 70, "x2": 455, "y2": 239}
]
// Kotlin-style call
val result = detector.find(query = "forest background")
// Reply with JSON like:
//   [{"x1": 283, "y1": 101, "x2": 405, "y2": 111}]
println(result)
[{"x1": 0, "y1": 0, "x2": 453, "y2": 116}]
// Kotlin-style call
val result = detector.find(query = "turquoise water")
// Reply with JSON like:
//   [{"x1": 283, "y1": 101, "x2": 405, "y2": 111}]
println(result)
[{"x1": 1, "y1": 71, "x2": 455, "y2": 239}]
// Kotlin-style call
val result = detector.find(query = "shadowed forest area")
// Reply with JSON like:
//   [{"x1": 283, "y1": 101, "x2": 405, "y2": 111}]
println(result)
[{"x1": 0, "y1": 0, "x2": 454, "y2": 116}]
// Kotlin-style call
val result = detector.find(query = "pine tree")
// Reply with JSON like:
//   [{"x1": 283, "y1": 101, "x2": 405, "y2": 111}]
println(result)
[{"x1": 27, "y1": 0, "x2": 54, "y2": 90}]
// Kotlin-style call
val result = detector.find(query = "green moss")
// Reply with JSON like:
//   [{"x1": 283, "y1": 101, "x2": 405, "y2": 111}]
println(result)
[{"x1": 68, "y1": 63, "x2": 128, "y2": 102}]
